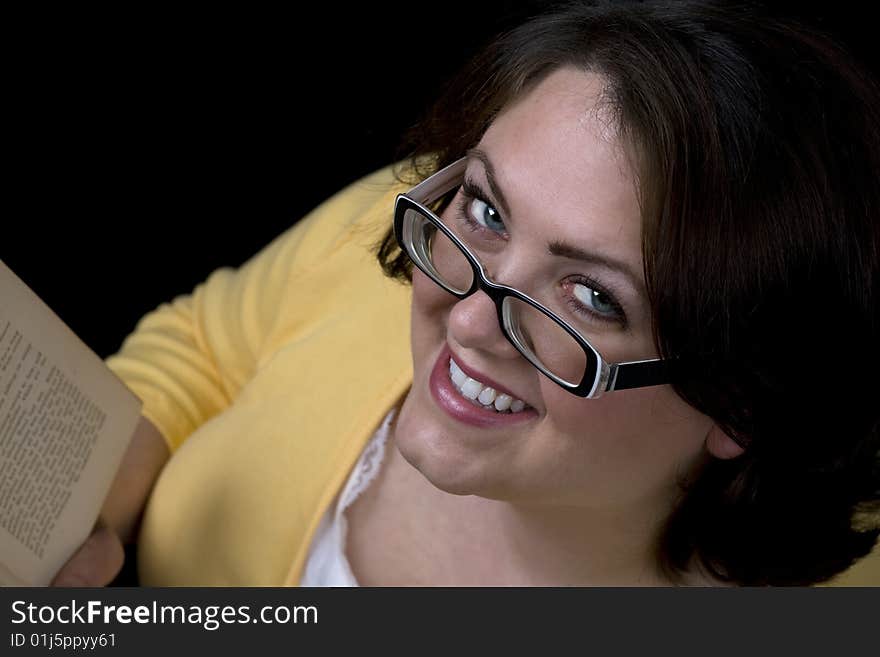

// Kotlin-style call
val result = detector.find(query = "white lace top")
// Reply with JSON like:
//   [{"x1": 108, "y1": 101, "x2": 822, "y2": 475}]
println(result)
[{"x1": 299, "y1": 409, "x2": 394, "y2": 586}]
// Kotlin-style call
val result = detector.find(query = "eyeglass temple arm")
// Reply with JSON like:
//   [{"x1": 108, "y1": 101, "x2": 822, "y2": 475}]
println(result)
[{"x1": 606, "y1": 359, "x2": 673, "y2": 392}]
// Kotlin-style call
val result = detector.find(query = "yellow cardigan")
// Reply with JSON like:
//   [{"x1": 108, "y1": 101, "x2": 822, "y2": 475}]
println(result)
[
  {"x1": 106, "y1": 166, "x2": 879, "y2": 586},
  {"x1": 107, "y1": 166, "x2": 412, "y2": 586}
]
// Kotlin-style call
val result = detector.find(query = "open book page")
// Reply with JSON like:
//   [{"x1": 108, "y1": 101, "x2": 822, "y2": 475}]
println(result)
[{"x1": 0, "y1": 260, "x2": 142, "y2": 586}]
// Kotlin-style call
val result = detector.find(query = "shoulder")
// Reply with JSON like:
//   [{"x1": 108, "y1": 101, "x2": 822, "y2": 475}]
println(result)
[
  {"x1": 215, "y1": 162, "x2": 410, "y2": 314},
  {"x1": 287, "y1": 164, "x2": 409, "y2": 265}
]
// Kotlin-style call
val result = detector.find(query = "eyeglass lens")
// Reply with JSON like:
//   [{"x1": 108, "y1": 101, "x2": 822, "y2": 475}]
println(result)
[{"x1": 403, "y1": 206, "x2": 588, "y2": 387}]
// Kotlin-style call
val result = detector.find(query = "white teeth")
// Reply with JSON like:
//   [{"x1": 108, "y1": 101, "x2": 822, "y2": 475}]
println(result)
[
  {"x1": 493, "y1": 394, "x2": 512, "y2": 411},
  {"x1": 460, "y1": 378, "x2": 483, "y2": 400},
  {"x1": 448, "y1": 358, "x2": 528, "y2": 413},
  {"x1": 449, "y1": 359, "x2": 467, "y2": 387},
  {"x1": 477, "y1": 387, "x2": 497, "y2": 405}
]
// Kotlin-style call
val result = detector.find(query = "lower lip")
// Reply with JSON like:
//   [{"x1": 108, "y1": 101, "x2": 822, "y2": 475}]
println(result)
[{"x1": 428, "y1": 345, "x2": 538, "y2": 428}]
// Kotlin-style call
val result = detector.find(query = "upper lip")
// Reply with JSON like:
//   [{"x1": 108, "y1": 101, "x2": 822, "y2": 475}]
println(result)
[{"x1": 446, "y1": 345, "x2": 535, "y2": 408}]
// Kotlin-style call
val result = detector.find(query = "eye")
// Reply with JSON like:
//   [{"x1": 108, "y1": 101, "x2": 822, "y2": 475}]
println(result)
[
  {"x1": 572, "y1": 282, "x2": 620, "y2": 318},
  {"x1": 467, "y1": 196, "x2": 506, "y2": 233}
]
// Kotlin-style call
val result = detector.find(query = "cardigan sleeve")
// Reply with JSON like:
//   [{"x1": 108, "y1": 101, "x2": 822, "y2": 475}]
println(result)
[{"x1": 105, "y1": 165, "x2": 403, "y2": 453}]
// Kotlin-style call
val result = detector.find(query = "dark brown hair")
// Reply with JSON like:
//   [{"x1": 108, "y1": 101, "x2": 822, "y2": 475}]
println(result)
[{"x1": 376, "y1": 0, "x2": 880, "y2": 585}]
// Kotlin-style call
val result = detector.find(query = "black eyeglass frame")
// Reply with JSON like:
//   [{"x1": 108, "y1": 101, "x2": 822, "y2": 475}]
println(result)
[{"x1": 393, "y1": 157, "x2": 673, "y2": 399}]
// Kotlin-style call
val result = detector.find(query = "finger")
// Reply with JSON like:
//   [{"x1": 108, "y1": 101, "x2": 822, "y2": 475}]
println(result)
[{"x1": 51, "y1": 525, "x2": 125, "y2": 587}]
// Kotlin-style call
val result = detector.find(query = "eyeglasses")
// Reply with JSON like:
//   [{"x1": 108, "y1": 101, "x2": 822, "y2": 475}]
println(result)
[{"x1": 393, "y1": 157, "x2": 674, "y2": 399}]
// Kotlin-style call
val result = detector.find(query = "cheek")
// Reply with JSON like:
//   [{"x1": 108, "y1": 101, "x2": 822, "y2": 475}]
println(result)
[
  {"x1": 410, "y1": 269, "x2": 453, "y2": 364},
  {"x1": 541, "y1": 382, "x2": 711, "y2": 473},
  {"x1": 411, "y1": 268, "x2": 454, "y2": 323}
]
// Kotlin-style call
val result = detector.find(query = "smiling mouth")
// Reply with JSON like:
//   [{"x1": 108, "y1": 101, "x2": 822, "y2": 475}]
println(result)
[{"x1": 447, "y1": 357, "x2": 531, "y2": 414}]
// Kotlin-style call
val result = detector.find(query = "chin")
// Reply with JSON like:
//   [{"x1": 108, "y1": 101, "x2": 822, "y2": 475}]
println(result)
[
  {"x1": 393, "y1": 390, "x2": 508, "y2": 499},
  {"x1": 394, "y1": 413, "x2": 477, "y2": 496}
]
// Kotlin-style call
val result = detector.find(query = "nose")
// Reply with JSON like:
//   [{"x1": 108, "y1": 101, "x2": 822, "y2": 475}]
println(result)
[{"x1": 447, "y1": 289, "x2": 521, "y2": 360}]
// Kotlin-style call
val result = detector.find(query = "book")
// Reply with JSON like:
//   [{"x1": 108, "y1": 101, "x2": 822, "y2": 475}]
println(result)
[{"x1": 0, "y1": 260, "x2": 141, "y2": 586}]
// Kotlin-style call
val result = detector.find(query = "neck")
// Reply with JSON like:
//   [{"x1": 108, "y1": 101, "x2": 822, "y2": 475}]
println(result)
[
  {"x1": 381, "y1": 437, "x2": 684, "y2": 587},
  {"x1": 482, "y1": 499, "x2": 670, "y2": 586}
]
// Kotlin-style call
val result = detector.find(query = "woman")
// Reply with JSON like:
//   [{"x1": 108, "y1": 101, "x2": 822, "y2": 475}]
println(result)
[{"x1": 54, "y1": 0, "x2": 879, "y2": 586}]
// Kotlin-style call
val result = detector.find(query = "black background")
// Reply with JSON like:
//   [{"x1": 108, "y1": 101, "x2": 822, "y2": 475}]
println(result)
[
  {"x1": 4, "y1": 3, "x2": 543, "y2": 357},
  {"x1": 4, "y1": 2, "x2": 878, "y2": 359}
]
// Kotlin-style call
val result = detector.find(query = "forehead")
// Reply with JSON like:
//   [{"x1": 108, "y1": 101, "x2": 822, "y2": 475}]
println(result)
[{"x1": 476, "y1": 67, "x2": 643, "y2": 268}]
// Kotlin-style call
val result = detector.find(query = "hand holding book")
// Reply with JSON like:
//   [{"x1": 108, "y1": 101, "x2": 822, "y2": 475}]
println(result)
[{"x1": 49, "y1": 519, "x2": 124, "y2": 586}]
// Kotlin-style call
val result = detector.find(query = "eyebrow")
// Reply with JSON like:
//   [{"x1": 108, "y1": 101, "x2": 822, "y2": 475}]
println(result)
[
  {"x1": 548, "y1": 240, "x2": 644, "y2": 292},
  {"x1": 466, "y1": 148, "x2": 512, "y2": 218}
]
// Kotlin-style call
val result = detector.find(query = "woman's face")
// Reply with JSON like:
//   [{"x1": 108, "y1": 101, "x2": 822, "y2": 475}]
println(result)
[{"x1": 394, "y1": 67, "x2": 713, "y2": 514}]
